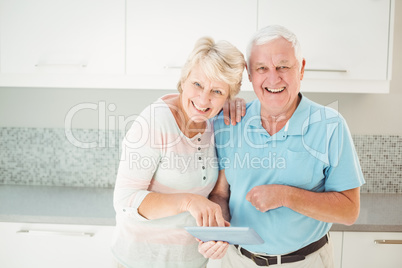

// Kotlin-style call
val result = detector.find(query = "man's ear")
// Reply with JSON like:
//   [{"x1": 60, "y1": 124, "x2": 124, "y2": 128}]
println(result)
[{"x1": 300, "y1": 58, "x2": 306, "y2": 80}]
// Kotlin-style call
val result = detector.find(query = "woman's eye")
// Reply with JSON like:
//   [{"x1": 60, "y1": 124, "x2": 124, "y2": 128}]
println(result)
[
  {"x1": 194, "y1": 82, "x2": 201, "y2": 87},
  {"x1": 213, "y1": 90, "x2": 223, "y2": 95}
]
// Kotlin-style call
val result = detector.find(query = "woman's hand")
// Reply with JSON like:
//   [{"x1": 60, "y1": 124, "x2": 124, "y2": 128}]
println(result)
[
  {"x1": 198, "y1": 239, "x2": 229, "y2": 259},
  {"x1": 183, "y1": 194, "x2": 229, "y2": 227},
  {"x1": 185, "y1": 194, "x2": 231, "y2": 259},
  {"x1": 223, "y1": 98, "x2": 246, "y2": 125}
]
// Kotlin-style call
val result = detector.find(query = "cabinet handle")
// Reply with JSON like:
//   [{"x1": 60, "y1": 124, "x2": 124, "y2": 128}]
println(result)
[
  {"x1": 374, "y1": 240, "x2": 402, "y2": 245},
  {"x1": 305, "y1": 69, "x2": 347, "y2": 73},
  {"x1": 35, "y1": 63, "x2": 87, "y2": 68},
  {"x1": 16, "y1": 229, "x2": 95, "y2": 237}
]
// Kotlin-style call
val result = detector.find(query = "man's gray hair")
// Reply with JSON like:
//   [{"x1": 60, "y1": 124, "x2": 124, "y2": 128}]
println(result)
[{"x1": 246, "y1": 25, "x2": 303, "y2": 71}]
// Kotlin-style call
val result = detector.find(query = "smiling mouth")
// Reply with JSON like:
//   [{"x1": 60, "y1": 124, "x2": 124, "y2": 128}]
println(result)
[
  {"x1": 192, "y1": 101, "x2": 210, "y2": 112},
  {"x1": 265, "y1": 87, "x2": 285, "y2": 93}
]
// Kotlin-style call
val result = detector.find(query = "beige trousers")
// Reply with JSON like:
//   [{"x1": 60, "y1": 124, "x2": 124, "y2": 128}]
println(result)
[{"x1": 221, "y1": 239, "x2": 334, "y2": 268}]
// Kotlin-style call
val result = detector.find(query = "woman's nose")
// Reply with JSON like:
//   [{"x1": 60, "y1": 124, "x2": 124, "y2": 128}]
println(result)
[{"x1": 199, "y1": 89, "x2": 210, "y2": 105}]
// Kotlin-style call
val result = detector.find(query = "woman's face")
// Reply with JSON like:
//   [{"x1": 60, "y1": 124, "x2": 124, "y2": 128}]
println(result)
[{"x1": 180, "y1": 64, "x2": 230, "y2": 123}]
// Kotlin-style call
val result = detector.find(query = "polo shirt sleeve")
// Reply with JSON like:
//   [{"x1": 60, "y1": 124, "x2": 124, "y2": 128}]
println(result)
[{"x1": 324, "y1": 114, "x2": 365, "y2": 192}]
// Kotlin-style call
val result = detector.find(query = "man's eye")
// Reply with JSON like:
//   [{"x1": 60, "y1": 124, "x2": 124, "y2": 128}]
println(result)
[{"x1": 277, "y1": 66, "x2": 289, "y2": 70}]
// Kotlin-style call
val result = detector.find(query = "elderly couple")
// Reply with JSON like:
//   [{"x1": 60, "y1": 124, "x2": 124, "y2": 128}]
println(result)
[{"x1": 112, "y1": 25, "x2": 365, "y2": 268}]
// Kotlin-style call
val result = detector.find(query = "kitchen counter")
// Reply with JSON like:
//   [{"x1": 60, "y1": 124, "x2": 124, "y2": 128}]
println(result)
[
  {"x1": 0, "y1": 185, "x2": 114, "y2": 226},
  {"x1": 331, "y1": 192, "x2": 402, "y2": 232},
  {"x1": 0, "y1": 185, "x2": 401, "y2": 232}
]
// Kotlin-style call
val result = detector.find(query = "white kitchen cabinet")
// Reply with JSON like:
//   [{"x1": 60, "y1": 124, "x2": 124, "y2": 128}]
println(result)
[
  {"x1": 258, "y1": 0, "x2": 394, "y2": 93},
  {"x1": 125, "y1": 0, "x2": 256, "y2": 91},
  {"x1": 0, "y1": 222, "x2": 116, "y2": 268},
  {"x1": 342, "y1": 232, "x2": 402, "y2": 268},
  {"x1": 0, "y1": 0, "x2": 125, "y2": 87},
  {"x1": 0, "y1": 0, "x2": 395, "y2": 92},
  {"x1": 330, "y1": 231, "x2": 343, "y2": 268}
]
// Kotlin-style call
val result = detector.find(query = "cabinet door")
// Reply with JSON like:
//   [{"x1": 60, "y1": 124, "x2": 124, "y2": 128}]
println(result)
[
  {"x1": 0, "y1": 222, "x2": 116, "y2": 268},
  {"x1": 329, "y1": 231, "x2": 343, "y2": 268},
  {"x1": 0, "y1": 0, "x2": 125, "y2": 75},
  {"x1": 126, "y1": 0, "x2": 257, "y2": 90},
  {"x1": 342, "y1": 232, "x2": 402, "y2": 268},
  {"x1": 258, "y1": 0, "x2": 392, "y2": 92}
]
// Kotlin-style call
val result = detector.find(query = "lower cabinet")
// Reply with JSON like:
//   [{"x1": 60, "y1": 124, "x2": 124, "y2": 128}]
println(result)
[
  {"x1": 0, "y1": 222, "x2": 116, "y2": 268},
  {"x1": 342, "y1": 232, "x2": 402, "y2": 268},
  {"x1": 6, "y1": 222, "x2": 400, "y2": 268},
  {"x1": 330, "y1": 231, "x2": 343, "y2": 268}
]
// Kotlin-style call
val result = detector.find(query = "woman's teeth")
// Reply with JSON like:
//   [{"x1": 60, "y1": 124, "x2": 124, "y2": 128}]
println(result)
[
  {"x1": 266, "y1": 87, "x2": 285, "y2": 93},
  {"x1": 192, "y1": 101, "x2": 210, "y2": 112}
]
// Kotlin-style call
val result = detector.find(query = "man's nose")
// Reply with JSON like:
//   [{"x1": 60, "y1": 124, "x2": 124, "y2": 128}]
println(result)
[{"x1": 263, "y1": 70, "x2": 281, "y2": 87}]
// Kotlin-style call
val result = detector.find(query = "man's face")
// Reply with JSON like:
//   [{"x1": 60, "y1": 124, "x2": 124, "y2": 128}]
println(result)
[{"x1": 248, "y1": 37, "x2": 305, "y2": 115}]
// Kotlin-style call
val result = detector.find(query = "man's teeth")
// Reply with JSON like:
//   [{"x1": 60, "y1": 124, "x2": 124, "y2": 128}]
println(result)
[
  {"x1": 266, "y1": 87, "x2": 285, "y2": 93},
  {"x1": 193, "y1": 102, "x2": 209, "y2": 112}
]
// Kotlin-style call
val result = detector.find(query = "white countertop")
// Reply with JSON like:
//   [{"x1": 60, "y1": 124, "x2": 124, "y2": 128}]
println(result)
[
  {"x1": 331, "y1": 192, "x2": 402, "y2": 232},
  {"x1": 1, "y1": 185, "x2": 401, "y2": 231},
  {"x1": 0, "y1": 185, "x2": 115, "y2": 225}
]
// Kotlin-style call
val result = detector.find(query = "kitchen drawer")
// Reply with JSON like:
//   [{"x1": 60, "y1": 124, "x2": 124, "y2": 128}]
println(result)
[
  {"x1": 342, "y1": 232, "x2": 402, "y2": 268},
  {"x1": 0, "y1": 222, "x2": 116, "y2": 268}
]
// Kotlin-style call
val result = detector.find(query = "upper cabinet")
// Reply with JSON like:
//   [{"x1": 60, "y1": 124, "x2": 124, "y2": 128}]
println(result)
[
  {"x1": 258, "y1": 0, "x2": 394, "y2": 93},
  {"x1": 125, "y1": 0, "x2": 257, "y2": 90},
  {"x1": 0, "y1": 0, "x2": 395, "y2": 93},
  {"x1": 0, "y1": 0, "x2": 125, "y2": 87}
]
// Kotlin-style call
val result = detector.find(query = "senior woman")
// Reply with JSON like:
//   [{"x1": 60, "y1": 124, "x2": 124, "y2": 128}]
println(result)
[{"x1": 111, "y1": 37, "x2": 245, "y2": 268}]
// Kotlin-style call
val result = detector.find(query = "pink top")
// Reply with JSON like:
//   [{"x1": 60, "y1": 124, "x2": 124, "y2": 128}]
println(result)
[{"x1": 111, "y1": 95, "x2": 218, "y2": 268}]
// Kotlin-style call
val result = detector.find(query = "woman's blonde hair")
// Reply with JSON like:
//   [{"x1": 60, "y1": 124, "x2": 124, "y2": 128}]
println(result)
[{"x1": 177, "y1": 37, "x2": 245, "y2": 99}]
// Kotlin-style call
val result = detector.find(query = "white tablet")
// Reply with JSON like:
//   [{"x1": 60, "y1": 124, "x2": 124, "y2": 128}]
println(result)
[{"x1": 184, "y1": 227, "x2": 264, "y2": 245}]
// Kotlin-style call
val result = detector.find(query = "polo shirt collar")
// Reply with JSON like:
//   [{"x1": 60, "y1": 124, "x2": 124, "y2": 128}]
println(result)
[
  {"x1": 247, "y1": 93, "x2": 311, "y2": 136},
  {"x1": 287, "y1": 93, "x2": 311, "y2": 136}
]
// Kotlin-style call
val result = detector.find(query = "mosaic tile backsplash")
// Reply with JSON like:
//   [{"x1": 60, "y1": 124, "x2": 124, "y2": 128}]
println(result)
[{"x1": 0, "y1": 127, "x2": 401, "y2": 193}]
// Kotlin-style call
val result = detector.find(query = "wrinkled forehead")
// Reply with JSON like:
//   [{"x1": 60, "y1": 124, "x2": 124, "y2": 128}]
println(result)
[
  {"x1": 250, "y1": 38, "x2": 301, "y2": 68},
  {"x1": 251, "y1": 39, "x2": 296, "y2": 59}
]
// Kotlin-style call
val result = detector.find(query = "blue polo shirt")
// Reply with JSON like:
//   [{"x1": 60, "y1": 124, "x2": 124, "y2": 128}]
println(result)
[{"x1": 214, "y1": 94, "x2": 365, "y2": 254}]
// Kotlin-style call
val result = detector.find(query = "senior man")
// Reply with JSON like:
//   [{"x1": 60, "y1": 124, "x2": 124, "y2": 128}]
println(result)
[{"x1": 198, "y1": 25, "x2": 365, "y2": 268}]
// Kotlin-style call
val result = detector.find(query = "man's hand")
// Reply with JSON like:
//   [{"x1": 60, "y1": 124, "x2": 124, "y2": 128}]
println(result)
[
  {"x1": 246, "y1": 184, "x2": 286, "y2": 212},
  {"x1": 246, "y1": 185, "x2": 361, "y2": 225}
]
